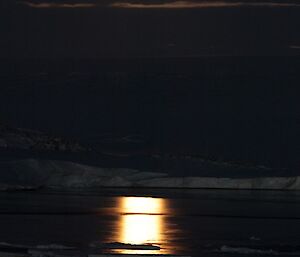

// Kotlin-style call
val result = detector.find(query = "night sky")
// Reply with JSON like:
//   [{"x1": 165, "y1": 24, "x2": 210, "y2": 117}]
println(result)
[
  {"x1": 1, "y1": 1, "x2": 300, "y2": 252},
  {"x1": 1, "y1": 0, "x2": 300, "y2": 58},
  {"x1": 0, "y1": 0, "x2": 300, "y2": 170}
]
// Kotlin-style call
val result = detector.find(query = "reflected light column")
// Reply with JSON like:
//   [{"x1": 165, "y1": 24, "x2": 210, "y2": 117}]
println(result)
[{"x1": 117, "y1": 196, "x2": 168, "y2": 254}]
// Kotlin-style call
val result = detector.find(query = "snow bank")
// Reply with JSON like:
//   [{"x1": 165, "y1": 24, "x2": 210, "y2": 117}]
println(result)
[
  {"x1": 0, "y1": 159, "x2": 300, "y2": 190},
  {"x1": 217, "y1": 245, "x2": 278, "y2": 255},
  {"x1": 35, "y1": 245, "x2": 75, "y2": 250},
  {"x1": 215, "y1": 245, "x2": 300, "y2": 255},
  {"x1": 137, "y1": 176, "x2": 300, "y2": 190},
  {"x1": 0, "y1": 159, "x2": 166, "y2": 189}
]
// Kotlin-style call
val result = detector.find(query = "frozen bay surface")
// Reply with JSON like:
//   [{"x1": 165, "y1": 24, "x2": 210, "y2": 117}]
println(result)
[{"x1": 0, "y1": 189, "x2": 300, "y2": 256}]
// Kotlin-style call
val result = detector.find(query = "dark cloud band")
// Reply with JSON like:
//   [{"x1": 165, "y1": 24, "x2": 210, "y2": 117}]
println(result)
[
  {"x1": 19, "y1": 0, "x2": 300, "y2": 9},
  {"x1": 19, "y1": 1, "x2": 96, "y2": 8},
  {"x1": 111, "y1": 1, "x2": 300, "y2": 8}
]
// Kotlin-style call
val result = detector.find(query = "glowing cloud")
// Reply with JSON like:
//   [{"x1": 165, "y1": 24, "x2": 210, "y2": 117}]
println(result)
[
  {"x1": 19, "y1": 1, "x2": 96, "y2": 8},
  {"x1": 110, "y1": 0, "x2": 300, "y2": 9},
  {"x1": 19, "y1": 0, "x2": 300, "y2": 9},
  {"x1": 290, "y1": 45, "x2": 300, "y2": 49}
]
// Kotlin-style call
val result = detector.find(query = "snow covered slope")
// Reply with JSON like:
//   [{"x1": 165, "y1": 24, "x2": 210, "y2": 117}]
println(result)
[
  {"x1": 0, "y1": 124, "x2": 88, "y2": 152},
  {"x1": 0, "y1": 159, "x2": 299, "y2": 190}
]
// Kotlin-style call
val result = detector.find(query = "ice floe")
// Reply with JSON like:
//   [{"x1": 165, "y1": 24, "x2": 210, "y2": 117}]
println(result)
[{"x1": 90, "y1": 242, "x2": 160, "y2": 250}]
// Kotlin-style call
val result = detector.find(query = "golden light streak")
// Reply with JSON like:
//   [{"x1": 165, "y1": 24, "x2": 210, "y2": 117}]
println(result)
[
  {"x1": 121, "y1": 196, "x2": 164, "y2": 214},
  {"x1": 114, "y1": 196, "x2": 170, "y2": 254}
]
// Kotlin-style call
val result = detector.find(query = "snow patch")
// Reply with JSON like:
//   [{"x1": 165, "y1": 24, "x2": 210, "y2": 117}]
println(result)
[
  {"x1": 0, "y1": 252, "x2": 28, "y2": 257},
  {"x1": 0, "y1": 183, "x2": 38, "y2": 192},
  {"x1": 35, "y1": 245, "x2": 75, "y2": 250},
  {"x1": 250, "y1": 236, "x2": 261, "y2": 241},
  {"x1": 218, "y1": 245, "x2": 278, "y2": 255}
]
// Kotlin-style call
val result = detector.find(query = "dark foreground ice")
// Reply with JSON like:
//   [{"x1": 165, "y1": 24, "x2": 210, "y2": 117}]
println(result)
[{"x1": 0, "y1": 189, "x2": 300, "y2": 256}]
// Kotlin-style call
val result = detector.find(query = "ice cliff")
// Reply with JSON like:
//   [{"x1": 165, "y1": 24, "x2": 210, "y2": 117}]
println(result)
[{"x1": 0, "y1": 159, "x2": 299, "y2": 190}]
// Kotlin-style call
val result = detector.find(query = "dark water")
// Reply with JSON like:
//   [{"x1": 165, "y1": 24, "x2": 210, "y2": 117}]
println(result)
[
  {"x1": 0, "y1": 57, "x2": 300, "y2": 171},
  {"x1": 1, "y1": 189, "x2": 300, "y2": 256}
]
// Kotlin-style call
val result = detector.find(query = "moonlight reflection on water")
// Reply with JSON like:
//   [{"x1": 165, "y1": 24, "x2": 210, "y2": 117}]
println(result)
[{"x1": 112, "y1": 196, "x2": 171, "y2": 254}]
